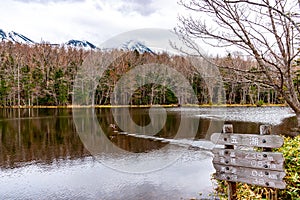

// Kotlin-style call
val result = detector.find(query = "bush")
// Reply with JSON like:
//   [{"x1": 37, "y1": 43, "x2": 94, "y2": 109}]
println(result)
[
  {"x1": 213, "y1": 135, "x2": 300, "y2": 199},
  {"x1": 256, "y1": 100, "x2": 264, "y2": 107},
  {"x1": 277, "y1": 135, "x2": 300, "y2": 199}
]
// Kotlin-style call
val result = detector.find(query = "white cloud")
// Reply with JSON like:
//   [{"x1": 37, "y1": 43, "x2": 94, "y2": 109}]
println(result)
[{"x1": 0, "y1": 0, "x2": 185, "y2": 45}]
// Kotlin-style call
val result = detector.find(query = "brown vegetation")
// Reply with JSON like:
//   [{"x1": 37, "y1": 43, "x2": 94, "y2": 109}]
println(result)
[{"x1": 0, "y1": 41, "x2": 283, "y2": 107}]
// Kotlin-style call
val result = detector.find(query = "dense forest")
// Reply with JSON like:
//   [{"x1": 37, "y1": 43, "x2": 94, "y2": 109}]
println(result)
[{"x1": 0, "y1": 42, "x2": 284, "y2": 106}]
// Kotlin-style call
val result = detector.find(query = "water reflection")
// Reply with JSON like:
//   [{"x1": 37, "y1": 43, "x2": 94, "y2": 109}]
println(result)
[
  {"x1": 0, "y1": 107, "x2": 298, "y2": 199},
  {"x1": 0, "y1": 109, "x2": 88, "y2": 168},
  {"x1": 0, "y1": 107, "x2": 297, "y2": 169}
]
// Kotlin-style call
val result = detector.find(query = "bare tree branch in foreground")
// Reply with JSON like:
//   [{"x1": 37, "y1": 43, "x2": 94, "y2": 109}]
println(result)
[{"x1": 176, "y1": 0, "x2": 300, "y2": 114}]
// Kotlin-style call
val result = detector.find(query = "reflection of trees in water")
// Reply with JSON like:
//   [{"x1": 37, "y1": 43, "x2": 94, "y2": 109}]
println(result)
[
  {"x1": 96, "y1": 108, "x2": 213, "y2": 153},
  {"x1": 79, "y1": 108, "x2": 226, "y2": 154},
  {"x1": 98, "y1": 108, "x2": 183, "y2": 138},
  {"x1": 1, "y1": 107, "x2": 281, "y2": 168},
  {"x1": 0, "y1": 108, "x2": 89, "y2": 168}
]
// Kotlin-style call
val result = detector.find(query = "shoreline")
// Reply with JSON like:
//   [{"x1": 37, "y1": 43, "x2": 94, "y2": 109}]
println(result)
[{"x1": 0, "y1": 103, "x2": 288, "y2": 109}]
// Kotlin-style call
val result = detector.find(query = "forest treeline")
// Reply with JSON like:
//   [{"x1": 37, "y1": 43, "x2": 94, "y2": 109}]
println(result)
[{"x1": 0, "y1": 42, "x2": 284, "y2": 106}]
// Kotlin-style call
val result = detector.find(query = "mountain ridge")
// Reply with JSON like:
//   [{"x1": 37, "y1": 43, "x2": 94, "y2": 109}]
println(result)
[{"x1": 0, "y1": 29, "x2": 154, "y2": 54}]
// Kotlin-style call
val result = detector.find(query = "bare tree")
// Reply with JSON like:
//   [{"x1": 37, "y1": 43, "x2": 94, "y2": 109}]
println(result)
[{"x1": 176, "y1": 0, "x2": 300, "y2": 114}]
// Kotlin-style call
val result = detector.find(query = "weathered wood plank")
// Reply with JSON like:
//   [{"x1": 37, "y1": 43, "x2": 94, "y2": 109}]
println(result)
[
  {"x1": 214, "y1": 172, "x2": 286, "y2": 189},
  {"x1": 210, "y1": 133, "x2": 284, "y2": 148},
  {"x1": 260, "y1": 125, "x2": 279, "y2": 198},
  {"x1": 212, "y1": 148, "x2": 284, "y2": 163},
  {"x1": 213, "y1": 164, "x2": 286, "y2": 181},
  {"x1": 222, "y1": 124, "x2": 236, "y2": 200},
  {"x1": 212, "y1": 152, "x2": 284, "y2": 171}
]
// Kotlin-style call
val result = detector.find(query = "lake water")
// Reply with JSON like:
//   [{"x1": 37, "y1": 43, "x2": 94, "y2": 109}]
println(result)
[{"x1": 0, "y1": 107, "x2": 297, "y2": 199}]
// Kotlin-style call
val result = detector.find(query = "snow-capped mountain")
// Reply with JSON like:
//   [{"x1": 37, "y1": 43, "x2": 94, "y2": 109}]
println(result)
[
  {"x1": 0, "y1": 29, "x2": 35, "y2": 44},
  {"x1": 0, "y1": 29, "x2": 6, "y2": 41},
  {"x1": 0, "y1": 29, "x2": 98, "y2": 50},
  {"x1": 65, "y1": 39, "x2": 97, "y2": 50},
  {"x1": 8, "y1": 31, "x2": 35, "y2": 44},
  {"x1": 121, "y1": 40, "x2": 154, "y2": 54},
  {"x1": 0, "y1": 29, "x2": 156, "y2": 53}
]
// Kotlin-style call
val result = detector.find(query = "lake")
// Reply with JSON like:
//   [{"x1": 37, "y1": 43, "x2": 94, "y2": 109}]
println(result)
[{"x1": 0, "y1": 106, "x2": 297, "y2": 199}]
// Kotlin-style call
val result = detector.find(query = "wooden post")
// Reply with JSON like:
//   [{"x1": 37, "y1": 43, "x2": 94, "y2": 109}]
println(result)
[
  {"x1": 223, "y1": 124, "x2": 237, "y2": 200},
  {"x1": 211, "y1": 125, "x2": 285, "y2": 197},
  {"x1": 260, "y1": 125, "x2": 277, "y2": 200}
]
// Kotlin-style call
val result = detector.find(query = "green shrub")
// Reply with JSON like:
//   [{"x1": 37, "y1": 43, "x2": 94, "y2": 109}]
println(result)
[
  {"x1": 277, "y1": 135, "x2": 300, "y2": 199},
  {"x1": 256, "y1": 100, "x2": 264, "y2": 107},
  {"x1": 213, "y1": 135, "x2": 300, "y2": 199}
]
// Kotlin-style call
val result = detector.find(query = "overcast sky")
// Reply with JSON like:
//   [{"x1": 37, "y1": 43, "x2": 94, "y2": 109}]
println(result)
[{"x1": 0, "y1": 0, "x2": 188, "y2": 46}]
